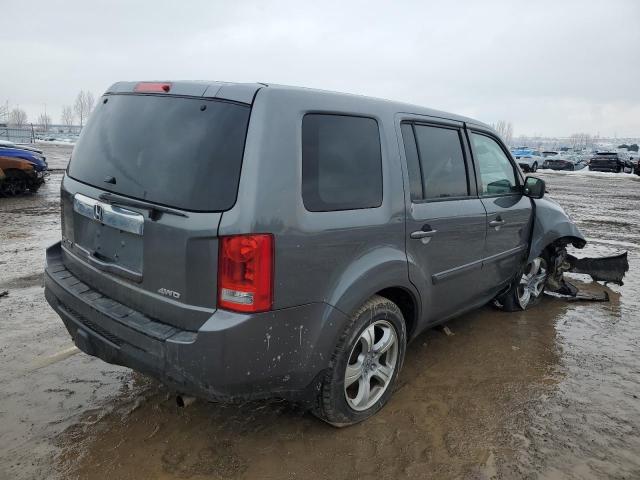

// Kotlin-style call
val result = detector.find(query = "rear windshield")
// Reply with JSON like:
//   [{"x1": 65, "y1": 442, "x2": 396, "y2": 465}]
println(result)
[{"x1": 68, "y1": 94, "x2": 251, "y2": 212}]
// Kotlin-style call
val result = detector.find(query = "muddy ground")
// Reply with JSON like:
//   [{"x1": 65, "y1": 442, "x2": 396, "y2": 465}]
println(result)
[{"x1": 0, "y1": 143, "x2": 639, "y2": 479}]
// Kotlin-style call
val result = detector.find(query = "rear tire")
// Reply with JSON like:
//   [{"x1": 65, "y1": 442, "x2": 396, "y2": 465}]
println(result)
[
  {"x1": 494, "y1": 255, "x2": 549, "y2": 312},
  {"x1": 531, "y1": 162, "x2": 538, "y2": 172},
  {"x1": 313, "y1": 295, "x2": 407, "y2": 427}
]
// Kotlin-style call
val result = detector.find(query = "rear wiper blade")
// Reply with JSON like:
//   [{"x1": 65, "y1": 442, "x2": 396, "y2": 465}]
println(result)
[{"x1": 98, "y1": 193, "x2": 188, "y2": 218}]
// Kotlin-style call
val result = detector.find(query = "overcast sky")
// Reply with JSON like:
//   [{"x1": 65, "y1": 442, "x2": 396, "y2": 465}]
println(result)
[{"x1": 2, "y1": 0, "x2": 639, "y2": 137}]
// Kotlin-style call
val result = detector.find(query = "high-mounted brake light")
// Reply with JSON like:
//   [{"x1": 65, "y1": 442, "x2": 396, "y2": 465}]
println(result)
[
  {"x1": 218, "y1": 234, "x2": 273, "y2": 313},
  {"x1": 134, "y1": 82, "x2": 171, "y2": 93}
]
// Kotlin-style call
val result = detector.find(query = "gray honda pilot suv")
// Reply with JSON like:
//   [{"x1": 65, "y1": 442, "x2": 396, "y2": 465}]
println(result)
[{"x1": 45, "y1": 81, "x2": 585, "y2": 426}]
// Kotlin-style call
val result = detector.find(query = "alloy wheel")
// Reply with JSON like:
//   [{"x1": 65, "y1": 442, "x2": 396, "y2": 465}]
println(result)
[
  {"x1": 517, "y1": 257, "x2": 548, "y2": 309},
  {"x1": 344, "y1": 320, "x2": 399, "y2": 411}
]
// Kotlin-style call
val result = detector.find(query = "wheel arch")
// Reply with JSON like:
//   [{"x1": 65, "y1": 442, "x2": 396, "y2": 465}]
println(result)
[
  {"x1": 528, "y1": 197, "x2": 586, "y2": 263},
  {"x1": 376, "y1": 286, "x2": 419, "y2": 340},
  {"x1": 327, "y1": 247, "x2": 421, "y2": 341}
]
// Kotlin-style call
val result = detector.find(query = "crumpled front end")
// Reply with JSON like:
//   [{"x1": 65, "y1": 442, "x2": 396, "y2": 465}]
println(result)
[{"x1": 529, "y1": 197, "x2": 629, "y2": 301}]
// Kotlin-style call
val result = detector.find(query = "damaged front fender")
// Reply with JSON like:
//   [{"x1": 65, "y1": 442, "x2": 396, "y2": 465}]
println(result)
[
  {"x1": 528, "y1": 196, "x2": 629, "y2": 300},
  {"x1": 528, "y1": 196, "x2": 586, "y2": 263}
]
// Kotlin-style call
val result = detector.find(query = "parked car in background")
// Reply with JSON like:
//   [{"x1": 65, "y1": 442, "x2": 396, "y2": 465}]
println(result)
[
  {"x1": 0, "y1": 140, "x2": 44, "y2": 154},
  {"x1": 542, "y1": 154, "x2": 588, "y2": 171},
  {"x1": 588, "y1": 152, "x2": 632, "y2": 173},
  {"x1": 0, "y1": 155, "x2": 45, "y2": 196},
  {"x1": 0, "y1": 146, "x2": 48, "y2": 172},
  {"x1": 542, "y1": 151, "x2": 560, "y2": 158},
  {"x1": 44, "y1": 80, "x2": 587, "y2": 426},
  {"x1": 511, "y1": 147, "x2": 543, "y2": 172}
]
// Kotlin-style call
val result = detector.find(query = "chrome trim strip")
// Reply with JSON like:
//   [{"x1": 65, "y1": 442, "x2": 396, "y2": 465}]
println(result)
[
  {"x1": 73, "y1": 193, "x2": 144, "y2": 235},
  {"x1": 482, "y1": 244, "x2": 528, "y2": 265},
  {"x1": 432, "y1": 258, "x2": 483, "y2": 284},
  {"x1": 431, "y1": 244, "x2": 528, "y2": 284}
]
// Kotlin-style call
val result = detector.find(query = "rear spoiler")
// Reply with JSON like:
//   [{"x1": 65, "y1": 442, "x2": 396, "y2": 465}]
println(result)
[{"x1": 105, "y1": 81, "x2": 263, "y2": 105}]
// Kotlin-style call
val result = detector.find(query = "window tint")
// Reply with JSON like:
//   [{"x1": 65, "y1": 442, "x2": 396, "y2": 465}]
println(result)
[
  {"x1": 400, "y1": 123, "x2": 423, "y2": 200},
  {"x1": 69, "y1": 94, "x2": 250, "y2": 212},
  {"x1": 413, "y1": 125, "x2": 468, "y2": 199},
  {"x1": 470, "y1": 133, "x2": 519, "y2": 196},
  {"x1": 302, "y1": 114, "x2": 382, "y2": 211}
]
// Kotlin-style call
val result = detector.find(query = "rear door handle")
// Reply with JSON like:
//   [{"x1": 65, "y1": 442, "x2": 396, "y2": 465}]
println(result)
[
  {"x1": 489, "y1": 218, "x2": 506, "y2": 227},
  {"x1": 410, "y1": 229, "x2": 438, "y2": 239}
]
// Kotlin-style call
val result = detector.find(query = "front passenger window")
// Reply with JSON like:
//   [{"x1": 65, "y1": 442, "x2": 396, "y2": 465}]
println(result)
[{"x1": 470, "y1": 133, "x2": 519, "y2": 195}]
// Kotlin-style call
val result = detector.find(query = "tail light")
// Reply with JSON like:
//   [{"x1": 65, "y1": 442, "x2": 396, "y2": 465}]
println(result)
[{"x1": 218, "y1": 234, "x2": 273, "y2": 313}]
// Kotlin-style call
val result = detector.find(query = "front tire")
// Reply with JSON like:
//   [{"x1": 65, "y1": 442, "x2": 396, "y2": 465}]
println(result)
[
  {"x1": 531, "y1": 162, "x2": 538, "y2": 172},
  {"x1": 494, "y1": 256, "x2": 549, "y2": 312},
  {"x1": 313, "y1": 295, "x2": 406, "y2": 427}
]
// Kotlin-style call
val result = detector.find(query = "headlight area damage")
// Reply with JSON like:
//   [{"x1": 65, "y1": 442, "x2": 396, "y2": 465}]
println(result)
[
  {"x1": 529, "y1": 197, "x2": 629, "y2": 303},
  {"x1": 495, "y1": 196, "x2": 629, "y2": 311}
]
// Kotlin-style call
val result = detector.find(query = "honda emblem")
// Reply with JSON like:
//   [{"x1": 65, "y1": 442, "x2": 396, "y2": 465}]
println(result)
[{"x1": 93, "y1": 204, "x2": 104, "y2": 222}]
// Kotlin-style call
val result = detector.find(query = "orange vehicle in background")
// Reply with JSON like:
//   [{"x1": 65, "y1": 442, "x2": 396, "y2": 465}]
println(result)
[{"x1": 0, "y1": 156, "x2": 46, "y2": 196}]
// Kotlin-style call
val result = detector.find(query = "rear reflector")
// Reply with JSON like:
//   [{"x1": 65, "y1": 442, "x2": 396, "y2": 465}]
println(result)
[
  {"x1": 134, "y1": 82, "x2": 171, "y2": 93},
  {"x1": 218, "y1": 234, "x2": 273, "y2": 313}
]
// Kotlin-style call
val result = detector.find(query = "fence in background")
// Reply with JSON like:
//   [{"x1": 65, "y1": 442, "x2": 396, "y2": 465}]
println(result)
[
  {"x1": 0, "y1": 124, "x2": 81, "y2": 144},
  {"x1": 0, "y1": 126, "x2": 35, "y2": 144}
]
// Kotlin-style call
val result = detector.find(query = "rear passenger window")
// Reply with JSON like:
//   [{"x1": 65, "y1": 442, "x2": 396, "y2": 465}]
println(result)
[
  {"x1": 302, "y1": 114, "x2": 382, "y2": 211},
  {"x1": 412, "y1": 124, "x2": 469, "y2": 199}
]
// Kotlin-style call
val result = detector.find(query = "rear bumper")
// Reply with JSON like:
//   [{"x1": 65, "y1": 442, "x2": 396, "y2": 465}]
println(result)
[
  {"x1": 589, "y1": 164, "x2": 618, "y2": 172},
  {"x1": 44, "y1": 242, "x2": 346, "y2": 403}
]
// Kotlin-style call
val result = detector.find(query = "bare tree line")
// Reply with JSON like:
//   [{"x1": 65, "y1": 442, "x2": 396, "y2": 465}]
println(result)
[
  {"x1": 73, "y1": 90, "x2": 95, "y2": 128},
  {"x1": 3, "y1": 90, "x2": 96, "y2": 131},
  {"x1": 61, "y1": 106, "x2": 75, "y2": 130},
  {"x1": 491, "y1": 120, "x2": 514, "y2": 146},
  {"x1": 37, "y1": 113, "x2": 52, "y2": 131},
  {"x1": 568, "y1": 132, "x2": 599, "y2": 149},
  {"x1": 8, "y1": 108, "x2": 28, "y2": 127},
  {"x1": 491, "y1": 121, "x2": 603, "y2": 151},
  {"x1": 0, "y1": 102, "x2": 8, "y2": 124}
]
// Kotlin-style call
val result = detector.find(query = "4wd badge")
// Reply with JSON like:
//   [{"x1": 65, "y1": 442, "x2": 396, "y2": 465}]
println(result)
[{"x1": 158, "y1": 287, "x2": 181, "y2": 299}]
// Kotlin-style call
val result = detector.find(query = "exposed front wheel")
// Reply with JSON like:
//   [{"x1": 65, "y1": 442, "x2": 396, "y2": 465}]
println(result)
[
  {"x1": 531, "y1": 162, "x2": 538, "y2": 172},
  {"x1": 313, "y1": 295, "x2": 406, "y2": 427},
  {"x1": 494, "y1": 256, "x2": 549, "y2": 311}
]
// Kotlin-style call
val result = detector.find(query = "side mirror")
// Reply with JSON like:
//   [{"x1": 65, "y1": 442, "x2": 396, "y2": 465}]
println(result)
[{"x1": 524, "y1": 176, "x2": 545, "y2": 199}]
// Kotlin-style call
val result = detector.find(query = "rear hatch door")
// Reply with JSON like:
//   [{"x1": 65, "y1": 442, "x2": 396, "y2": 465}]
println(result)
[{"x1": 60, "y1": 90, "x2": 252, "y2": 330}]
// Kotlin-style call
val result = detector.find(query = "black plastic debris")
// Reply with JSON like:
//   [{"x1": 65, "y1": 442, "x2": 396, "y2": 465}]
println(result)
[{"x1": 567, "y1": 252, "x2": 629, "y2": 285}]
